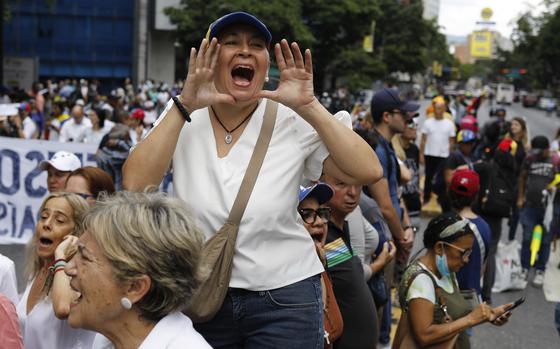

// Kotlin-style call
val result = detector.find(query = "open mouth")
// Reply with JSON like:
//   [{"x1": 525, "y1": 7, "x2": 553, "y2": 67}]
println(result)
[
  {"x1": 231, "y1": 65, "x2": 254, "y2": 87},
  {"x1": 39, "y1": 237, "x2": 53, "y2": 247}
]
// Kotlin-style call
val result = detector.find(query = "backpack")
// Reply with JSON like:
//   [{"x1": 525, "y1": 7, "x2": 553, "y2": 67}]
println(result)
[{"x1": 479, "y1": 162, "x2": 515, "y2": 217}]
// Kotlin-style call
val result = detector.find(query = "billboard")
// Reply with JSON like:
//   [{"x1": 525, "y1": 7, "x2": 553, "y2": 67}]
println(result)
[{"x1": 471, "y1": 30, "x2": 492, "y2": 58}]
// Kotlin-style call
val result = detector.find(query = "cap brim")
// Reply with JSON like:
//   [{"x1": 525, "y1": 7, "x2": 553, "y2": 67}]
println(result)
[
  {"x1": 208, "y1": 12, "x2": 272, "y2": 44},
  {"x1": 38, "y1": 160, "x2": 53, "y2": 171}
]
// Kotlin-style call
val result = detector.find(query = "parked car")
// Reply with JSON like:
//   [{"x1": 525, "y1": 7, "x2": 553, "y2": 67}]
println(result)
[
  {"x1": 522, "y1": 93, "x2": 539, "y2": 107},
  {"x1": 538, "y1": 97, "x2": 557, "y2": 112}
]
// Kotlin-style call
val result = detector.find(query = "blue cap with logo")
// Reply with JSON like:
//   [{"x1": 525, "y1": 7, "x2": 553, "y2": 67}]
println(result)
[
  {"x1": 206, "y1": 12, "x2": 272, "y2": 45},
  {"x1": 457, "y1": 129, "x2": 477, "y2": 143},
  {"x1": 298, "y1": 183, "x2": 334, "y2": 205}
]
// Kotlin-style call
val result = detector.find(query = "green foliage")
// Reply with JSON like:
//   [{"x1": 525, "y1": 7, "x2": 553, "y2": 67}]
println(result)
[
  {"x1": 495, "y1": 5, "x2": 560, "y2": 90},
  {"x1": 165, "y1": 0, "x2": 451, "y2": 92}
]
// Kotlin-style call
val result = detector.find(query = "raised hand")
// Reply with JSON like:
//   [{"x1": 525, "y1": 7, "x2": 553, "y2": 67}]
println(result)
[
  {"x1": 180, "y1": 38, "x2": 235, "y2": 112},
  {"x1": 55, "y1": 235, "x2": 79, "y2": 261},
  {"x1": 259, "y1": 39, "x2": 316, "y2": 112}
]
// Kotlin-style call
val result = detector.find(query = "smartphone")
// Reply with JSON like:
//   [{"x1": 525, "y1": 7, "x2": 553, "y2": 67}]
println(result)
[{"x1": 508, "y1": 296, "x2": 526, "y2": 312}]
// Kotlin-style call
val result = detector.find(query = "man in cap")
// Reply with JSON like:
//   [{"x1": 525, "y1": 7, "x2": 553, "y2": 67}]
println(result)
[
  {"x1": 437, "y1": 129, "x2": 477, "y2": 211},
  {"x1": 39, "y1": 151, "x2": 82, "y2": 192},
  {"x1": 449, "y1": 169, "x2": 490, "y2": 297},
  {"x1": 518, "y1": 135, "x2": 559, "y2": 286},
  {"x1": 362, "y1": 87, "x2": 418, "y2": 347}
]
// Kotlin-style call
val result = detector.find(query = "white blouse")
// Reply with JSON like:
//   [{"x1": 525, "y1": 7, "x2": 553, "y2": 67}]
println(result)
[
  {"x1": 148, "y1": 98, "x2": 351, "y2": 290},
  {"x1": 92, "y1": 312, "x2": 212, "y2": 349},
  {"x1": 16, "y1": 280, "x2": 96, "y2": 349}
]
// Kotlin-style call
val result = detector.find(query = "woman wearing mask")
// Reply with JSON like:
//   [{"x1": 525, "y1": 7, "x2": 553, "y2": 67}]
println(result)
[{"x1": 393, "y1": 212, "x2": 512, "y2": 349}]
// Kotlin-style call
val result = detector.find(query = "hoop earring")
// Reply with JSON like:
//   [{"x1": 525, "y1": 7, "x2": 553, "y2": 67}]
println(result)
[{"x1": 121, "y1": 297, "x2": 132, "y2": 310}]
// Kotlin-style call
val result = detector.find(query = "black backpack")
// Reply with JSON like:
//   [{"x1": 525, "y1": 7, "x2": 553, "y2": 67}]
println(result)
[{"x1": 479, "y1": 162, "x2": 515, "y2": 217}]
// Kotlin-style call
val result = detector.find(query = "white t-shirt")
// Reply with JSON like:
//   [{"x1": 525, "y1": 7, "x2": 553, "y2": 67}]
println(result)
[
  {"x1": 151, "y1": 98, "x2": 351, "y2": 290},
  {"x1": 406, "y1": 262, "x2": 456, "y2": 304},
  {"x1": 421, "y1": 117, "x2": 456, "y2": 158},
  {"x1": 59, "y1": 117, "x2": 93, "y2": 143},
  {"x1": 22, "y1": 117, "x2": 38, "y2": 139},
  {"x1": 92, "y1": 312, "x2": 211, "y2": 349},
  {"x1": 17, "y1": 280, "x2": 96, "y2": 349},
  {"x1": 0, "y1": 254, "x2": 18, "y2": 306}
]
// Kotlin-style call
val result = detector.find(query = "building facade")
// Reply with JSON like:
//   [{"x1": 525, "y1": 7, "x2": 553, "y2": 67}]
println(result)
[{"x1": 3, "y1": 0, "x2": 179, "y2": 89}]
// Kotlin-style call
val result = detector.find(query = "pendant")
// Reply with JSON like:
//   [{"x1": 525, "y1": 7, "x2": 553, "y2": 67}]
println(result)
[{"x1": 225, "y1": 133, "x2": 233, "y2": 144}]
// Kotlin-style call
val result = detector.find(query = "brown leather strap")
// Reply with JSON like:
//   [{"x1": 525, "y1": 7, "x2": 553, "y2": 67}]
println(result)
[{"x1": 227, "y1": 100, "x2": 278, "y2": 224}]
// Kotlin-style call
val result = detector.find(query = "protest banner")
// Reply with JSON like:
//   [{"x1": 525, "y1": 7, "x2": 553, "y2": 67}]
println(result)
[{"x1": 0, "y1": 138, "x2": 97, "y2": 244}]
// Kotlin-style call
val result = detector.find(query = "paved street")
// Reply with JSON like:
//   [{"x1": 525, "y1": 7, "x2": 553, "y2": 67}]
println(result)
[{"x1": 413, "y1": 98, "x2": 560, "y2": 348}]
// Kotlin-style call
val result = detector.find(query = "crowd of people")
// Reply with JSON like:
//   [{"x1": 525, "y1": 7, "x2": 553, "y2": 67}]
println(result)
[{"x1": 1, "y1": 10, "x2": 560, "y2": 349}]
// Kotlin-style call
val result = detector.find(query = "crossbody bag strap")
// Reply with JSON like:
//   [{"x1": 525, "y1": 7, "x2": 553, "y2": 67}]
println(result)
[{"x1": 227, "y1": 100, "x2": 278, "y2": 224}]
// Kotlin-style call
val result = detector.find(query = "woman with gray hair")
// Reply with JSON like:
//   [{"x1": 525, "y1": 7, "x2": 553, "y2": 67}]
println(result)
[{"x1": 65, "y1": 192, "x2": 211, "y2": 348}]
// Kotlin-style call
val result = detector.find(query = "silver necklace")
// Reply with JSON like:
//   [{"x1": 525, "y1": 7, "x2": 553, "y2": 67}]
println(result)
[{"x1": 211, "y1": 105, "x2": 258, "y2": 144}]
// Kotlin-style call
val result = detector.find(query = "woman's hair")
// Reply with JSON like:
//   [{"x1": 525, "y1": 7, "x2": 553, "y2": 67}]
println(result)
[
  {"x1": 505, "y1": 117, "x2": 528, "y2": 147},
  {"x1": 66, "y1": 166, "x2": 116, "y2": 199},
  {"x1": 26, "y1": 192, "x2": 89, "y2": 280},
  {"x1": 83, "y1": 191, "x2": 205, "y2": 322},
  {"x1": 423, "y1": 211, "x2": 474, "y2": 249}
]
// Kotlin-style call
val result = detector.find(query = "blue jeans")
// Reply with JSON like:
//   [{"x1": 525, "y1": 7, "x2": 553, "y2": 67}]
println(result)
[
  {"x1": 379, "y1": 296, "x2": 392, "y2": 344},
  {"x1": 194, "y1": 275, "x2": 323, "y2": 349},
  {"x1": 520, "y1": 206, "x2": 552, "y2": 271}
]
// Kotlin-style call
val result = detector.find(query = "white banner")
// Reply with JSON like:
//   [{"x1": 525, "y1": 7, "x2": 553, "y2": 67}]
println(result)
[{"x1": 0, "y1": 138, "x2": 97, "y2": 244}]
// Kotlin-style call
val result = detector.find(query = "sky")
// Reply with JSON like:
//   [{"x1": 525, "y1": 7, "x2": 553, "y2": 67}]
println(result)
[{"x1": 438, "y1": 0, "x2": 546, "y2": 38}]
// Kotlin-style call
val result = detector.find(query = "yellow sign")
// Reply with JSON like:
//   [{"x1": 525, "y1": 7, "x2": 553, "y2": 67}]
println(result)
[
  {"x1": 470, "y1": 30, "x2": 492, "y2": 58},
  {"x1": 481, "y1": 7, "x2": 493, "y2": 20}
]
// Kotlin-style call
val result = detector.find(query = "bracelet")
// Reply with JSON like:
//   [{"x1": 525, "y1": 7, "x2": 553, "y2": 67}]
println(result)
[
  {"x1": 172, "y1": 96, "x2": 192, "y2": 122},
  {"x1": 54, "y1": 266, "x2": 66, "y2": 274},
  {"x1": 51, "y1": 258, "x2": 66, "y2": 266}
]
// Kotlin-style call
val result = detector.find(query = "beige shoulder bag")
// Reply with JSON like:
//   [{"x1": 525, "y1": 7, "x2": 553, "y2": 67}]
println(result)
[{"x1": 186, "y1": 100, "x2": 278, "y2": 323}]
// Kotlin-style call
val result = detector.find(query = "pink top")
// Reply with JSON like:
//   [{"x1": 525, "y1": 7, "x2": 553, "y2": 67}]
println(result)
[{"x1": 0, "y1": 293, "x2": 24, "y2": 349}]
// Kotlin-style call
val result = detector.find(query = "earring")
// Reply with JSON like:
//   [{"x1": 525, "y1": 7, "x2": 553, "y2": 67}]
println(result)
[
  {"x1": 120, "y1": 297, "x2": 132, "y2": 310},
  {"x1": 265, "y1": 76, "x2": 269, "y2": 82}
]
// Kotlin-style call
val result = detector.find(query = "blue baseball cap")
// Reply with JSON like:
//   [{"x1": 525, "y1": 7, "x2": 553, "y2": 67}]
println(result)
[
  {"x1": 371, "y1": 88, "x2": 420, "y2": 115},
  {"x1": 299, "y1": 183, "x2": 334, "y2": 205},
  {"x1": 457, "y1": 129, "x2": 476, "y2": 143},
  {"x1": 206, "y1": 12, "x2": 272, "y2": 45}
]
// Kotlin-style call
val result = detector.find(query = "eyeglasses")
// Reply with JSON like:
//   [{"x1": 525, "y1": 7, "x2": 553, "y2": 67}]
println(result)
[
  {"x1": 442, "y1": 242, "x2": 472, "y2": 261},
  {"x1": 298, "y1": 207, "x2": 331, "y2": 224}
]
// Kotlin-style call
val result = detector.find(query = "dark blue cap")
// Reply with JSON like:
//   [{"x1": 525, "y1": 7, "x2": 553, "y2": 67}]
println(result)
[
  {"x1": 371, "y1": 88, "x2": 420, "y2": 115},
  {"x1": 206, "y1": 12, "x2": 272, "y2": 45},
  {"x1": 299, "y1": 183, "x2": 334, "y2": 205}
]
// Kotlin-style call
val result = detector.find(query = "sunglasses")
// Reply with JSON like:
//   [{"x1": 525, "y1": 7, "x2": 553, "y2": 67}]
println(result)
[
  {"x1": 442, "y1": 242, "x2": 472, "y2": 261},
  {"x1": 298, "y1": 207, "x2": 331, "y2": 225}
]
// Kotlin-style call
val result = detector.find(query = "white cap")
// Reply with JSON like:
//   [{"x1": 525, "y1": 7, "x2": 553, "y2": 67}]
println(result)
[{"x1": 39, "y1": 151, "x2": 82, "y2": 172}]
